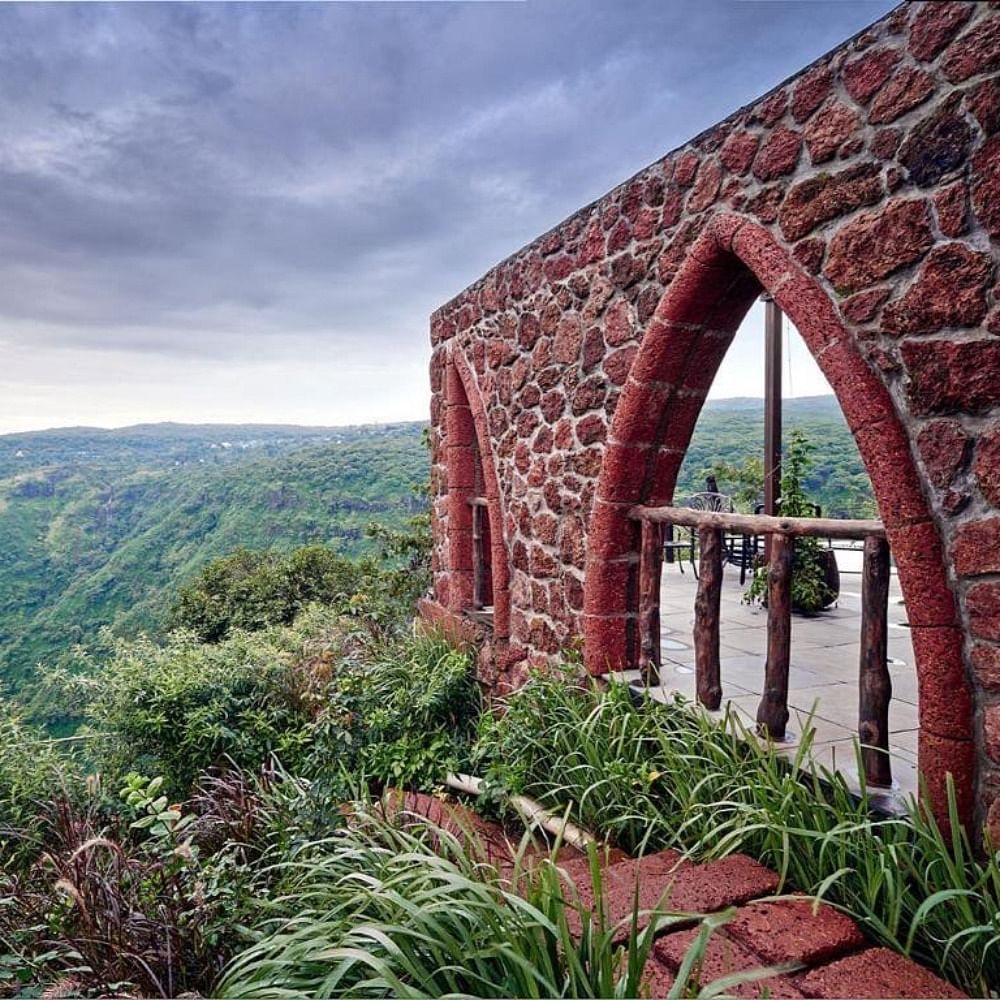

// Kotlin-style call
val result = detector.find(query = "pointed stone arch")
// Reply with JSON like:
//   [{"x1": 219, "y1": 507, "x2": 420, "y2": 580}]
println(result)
[
  {"x1": 445, "y1": 347, "x2": 511, "y2": 641},
  {"x1": 584, "y1": 213, "x2": 974, "y2": 826}
]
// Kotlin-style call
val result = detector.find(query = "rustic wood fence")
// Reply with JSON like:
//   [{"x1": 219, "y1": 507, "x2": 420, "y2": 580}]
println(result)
[{"x1": 630, "y1": 506, "x2": 893, "y2": 788}]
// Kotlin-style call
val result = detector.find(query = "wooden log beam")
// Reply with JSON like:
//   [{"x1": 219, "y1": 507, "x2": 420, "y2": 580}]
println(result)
[
  {"x1": 694, "y1": 525, "x2": 723, "y2": 709},
  {"x1": 757, "y1": 533, "x2": 793, "y2": 740},
  {"x1": 630, "y1": 505, "x2": 884, "y2": 541},
  {"x1": 859, "y1": 535, "x2": 893, "y2": 788},
  {"x1": 638, "y1": 520, "x2": 662, "y2": 685},
  {"x1": 472, "y1": 504, "x2": 486, "y2": 610}
]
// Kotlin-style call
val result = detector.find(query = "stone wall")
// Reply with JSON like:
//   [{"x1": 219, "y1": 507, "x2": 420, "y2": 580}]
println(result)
[{"x1": 423, "y1": 1, "x2": 1000, "y2": 835}]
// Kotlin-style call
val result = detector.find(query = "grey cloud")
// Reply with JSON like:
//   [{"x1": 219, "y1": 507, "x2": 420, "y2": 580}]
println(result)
[{"x1": 0, "y1": 0, "x2": 894, "y2": 414}]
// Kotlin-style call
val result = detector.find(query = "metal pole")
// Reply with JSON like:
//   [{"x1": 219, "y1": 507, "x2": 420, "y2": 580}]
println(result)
[{"x1": 763, "y1": 296, "x2": 783, "y2": 519}]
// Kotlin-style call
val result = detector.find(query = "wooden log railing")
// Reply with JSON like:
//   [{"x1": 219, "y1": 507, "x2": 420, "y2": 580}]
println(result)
[
  {"x1": 629, "y1": 505, "x2": 893, "y2": 788},
  {"x1": 638, "y1": 521, "x2": 663, "y2": 685},
  {"x1": 468, "y1": 497, "x2": 491, "y2": 612}
]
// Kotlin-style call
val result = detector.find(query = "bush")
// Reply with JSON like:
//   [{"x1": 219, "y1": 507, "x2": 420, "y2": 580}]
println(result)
[
  {"x1": 0, "y1": 765, "x2": 287, "y2": 997},
  {"x1": 744, "y1": 430, "x2": 837, "y2": 613},
  {"x1": 0, "y1": 701, "x2": 85, "y2": 865},
  {"x1": 52, "y1": 604, "x2": 476, "y2": 806},
  {"x1": 61, "y1": 608, "x2": 351, "y2": 796},
  {"x1": 168, "y1": 545, "x2": 371, "y2": 643},
  {"x1": 309, "y1": 630, "x2": 478, "y2": 793}
]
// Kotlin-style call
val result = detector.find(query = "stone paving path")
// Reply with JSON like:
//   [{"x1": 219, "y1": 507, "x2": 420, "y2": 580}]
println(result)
[{"x1": 391, "y1": 792, "x2": 965, "y2": 999}]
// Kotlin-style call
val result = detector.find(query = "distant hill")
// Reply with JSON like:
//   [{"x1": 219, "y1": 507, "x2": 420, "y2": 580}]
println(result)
[
  {"x1": 0, "y1": 421, "x2": 428, "y2": 710},
  {"x1": 700, "y1": 394, "x2": 842, "y2": 415},
  {"x1": 677, "y1": 394, "x2": 874, "y2": 516},
  {"x1": 0, "y1": 397, "x2": 872, "y2": 719}
]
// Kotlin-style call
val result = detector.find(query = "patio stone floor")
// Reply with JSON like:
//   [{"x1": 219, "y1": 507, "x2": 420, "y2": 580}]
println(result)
[{"x1": 613, "y1": 548, "x2": 920, "y2": 808}]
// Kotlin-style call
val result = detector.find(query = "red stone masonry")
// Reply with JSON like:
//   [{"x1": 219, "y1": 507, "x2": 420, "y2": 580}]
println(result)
[{"x1": 424, "y1": 2, "x2": 1000, "y2": 838}]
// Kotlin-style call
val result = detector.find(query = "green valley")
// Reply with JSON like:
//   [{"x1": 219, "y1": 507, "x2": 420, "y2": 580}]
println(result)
[
  {"x1": 0, "y1": 422, "x2": 429, "y2": 709},
  {"x1": 0, "y1": 396, "x2": 874, "y2": 717}
]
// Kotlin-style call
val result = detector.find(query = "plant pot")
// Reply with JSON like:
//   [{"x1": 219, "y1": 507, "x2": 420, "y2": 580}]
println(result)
[
  {"x1": 791, "y1": 548, "x2": 840, "y2": 614},
  {"x1": 820, "y1": 547, "x2": 840, "y2": 603}
]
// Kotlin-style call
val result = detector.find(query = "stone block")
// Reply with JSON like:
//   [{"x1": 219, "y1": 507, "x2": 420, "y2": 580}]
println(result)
[
  {"x1": 824, "y1": 199, "x2": 933, "y2": 293},
  {"x1": 727, "y1": 898, "x2": 865, "y2": 967}
]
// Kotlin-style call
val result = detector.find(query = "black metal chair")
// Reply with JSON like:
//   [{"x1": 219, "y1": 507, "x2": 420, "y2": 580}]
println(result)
[{"x1": 664, "y1": 492, "x2": 735, "y2": 577}]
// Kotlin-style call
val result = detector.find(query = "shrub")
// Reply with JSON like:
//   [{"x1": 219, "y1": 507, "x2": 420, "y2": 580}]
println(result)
[
  {"x1": 745, "y1": 430, "x2": 837, "y2": 613},
  {"x1": 309, "y1": 630, "x2": 478, "y2": 793},
  {"x1": 61, "y1": 608, "x2": 351, "y2": 796},
  {"x1": 0, "y1": 701, "x2": 85, "y2": 865},
  {"x1": 168, "y1": 545, "x2": 371, "y2": 643},
  {"x1": 51, "y1": 604, "x2": 476, "y2": 805},
  {"x1": 167, "y1": 503, "x2": 431, "y2": 646},
  {"x1": 0, "y1": 765, "x2": 285, "y2": 998}
]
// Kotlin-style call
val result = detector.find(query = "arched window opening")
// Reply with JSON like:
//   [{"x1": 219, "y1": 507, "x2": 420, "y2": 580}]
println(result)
[
  {"x1": 471, "y1": 495, "x2": 494, "y2": 613},
  {"x1": 445, "y1": 354, "x2": 509, "y2": 635},
  {"x1": 658, "y1": 296, "x2": 915, "y2": 795},
  {"x1": 586, "y1": 216, "x2": 972, "y2": 831}
]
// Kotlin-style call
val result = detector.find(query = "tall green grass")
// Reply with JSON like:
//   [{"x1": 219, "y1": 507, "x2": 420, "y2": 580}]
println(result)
[
  {"x1": 216, "y1": 805, "x2": 758, "y2": 999},
  {"x1": 473, "y1": 673, "x2": 1000, "y2": 996}
]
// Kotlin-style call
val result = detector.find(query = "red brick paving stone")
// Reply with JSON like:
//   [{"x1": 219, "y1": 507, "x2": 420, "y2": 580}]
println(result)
[
  {"x1": 797, "y1": 947, "x2": 966, "y2": 998},
  {"x1": 641, "y1": 955, "x2": 677, "y2": 999},
  {"x1": 386, "y1": 790, "x2": 520, "y2": 868},
  {"x1": 647, "y1": 854, "x2": 781, "y2": 915},
  {"x1": 566, "y1": 852, "x2": 781, "y2": 943},
  {"x1": 653, "y1": 927, "x2": 805, "y2": 998},
  {"x1": 561, "y1": 849, "x2": 690, "y2": 942},
  {"x1": 725, "y1": 898, "x2": 865, "y2": 966},
  {"x1": 497, "y1": 843, "x2": 585, "y2": 887},
  {"x1": 386, "y1": 790, "x2": 585, "y2": 883},
  {"x1": 552, "y1": 844, "x2": 631, "y2": 888}
]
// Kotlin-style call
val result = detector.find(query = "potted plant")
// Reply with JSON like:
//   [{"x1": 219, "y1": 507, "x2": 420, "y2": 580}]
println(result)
[{"x1": 745, "y1": 429, "x2": 839, "y2": 614}]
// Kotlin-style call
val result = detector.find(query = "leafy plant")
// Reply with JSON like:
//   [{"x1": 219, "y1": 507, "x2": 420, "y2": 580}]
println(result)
[
  {"x1": 744, "y1": 430, "x2": 837, "y2": 614},
  {"x1": 309, "y1": 630, "x2": 478, "y2": 792},
  {"x1": 168, "y1": 544, "x2": 371, "y2": 643},
  {"x1": 56, "y1": 610, "x2": 346, "y2": 797},
  {"x1": 120, "y1": 773, "x2": 195, "y2": 843},
  {"x1": 0, "y1": 701, "x2": 86, "y2": 868},
  {"x1": 0, "y1": 794, "x2": 219, "y2": 997},
  {"x1": 701, "y1": 454, "x2": 764, "y2": 511}
]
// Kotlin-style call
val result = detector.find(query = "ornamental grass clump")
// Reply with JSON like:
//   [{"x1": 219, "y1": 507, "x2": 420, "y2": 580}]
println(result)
[
  {"x1": 473, "y1": 670, "x2": 1000, "y2": 996},
  {"x1": 216, "y1": 802, "x2": 763, "y2": 999}
]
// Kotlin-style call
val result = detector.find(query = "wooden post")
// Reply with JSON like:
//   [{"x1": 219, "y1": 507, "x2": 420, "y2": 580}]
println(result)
[
  {"x1": 472, "y1": 503, "x2": 486, "y2": 610},
  {"x1": 757, "y1": 533, "x2": 792, "y2": 740},
  {"x1": 763, "y1": 296, "x2": 783, "y2": 560},
  {"x1": 859, "y1": 535, "x2": 892, "y2": 787},
  {"x1": 694, "y1": 525, "x2": 723, "y2": 709},
  {"x1": 639, "y1": 519, "x2": 663, "y2": 685}
]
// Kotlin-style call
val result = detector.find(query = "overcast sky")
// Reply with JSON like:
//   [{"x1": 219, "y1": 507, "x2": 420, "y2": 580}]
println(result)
[{"x1": 0, "y1": 0, "x2": 895, "y2": 434}]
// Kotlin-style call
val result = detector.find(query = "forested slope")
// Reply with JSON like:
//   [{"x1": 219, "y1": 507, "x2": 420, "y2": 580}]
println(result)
[
  {"x1": 0, "y1": 397, "x2": 873, "y2": 709},
  {"x1": 0, "y1": 423, "x2": 427, "y2": 701}
]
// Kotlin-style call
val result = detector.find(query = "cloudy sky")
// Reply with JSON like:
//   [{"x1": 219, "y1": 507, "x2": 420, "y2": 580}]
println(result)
[{"x1": 0, "y1": 0, "x2": 895, "y2": 434}]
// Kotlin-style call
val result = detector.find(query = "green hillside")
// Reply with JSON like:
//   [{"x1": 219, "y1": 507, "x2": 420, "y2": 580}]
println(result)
[
  {"x1": 0, "y1": 422, "x2": 429, "y2": 704},
  {"x1": 0, "y1": 397, "x2": 873, "y2": 715},
  {"x1": 677, "y1": 394, "x2": 876, "y2": 518}
]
